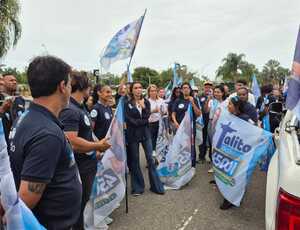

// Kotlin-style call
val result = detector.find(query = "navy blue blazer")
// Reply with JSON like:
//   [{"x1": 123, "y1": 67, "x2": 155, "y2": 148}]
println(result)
[{"x1": 124, "y1": 98, "x2": 151, "y2": 143}]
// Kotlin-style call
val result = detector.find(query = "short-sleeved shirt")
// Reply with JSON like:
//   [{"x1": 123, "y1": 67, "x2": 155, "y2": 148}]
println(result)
[
  {"x1": 9, "y1": 102, "x2": 82, "y2": 230},
  {"x1": 90, "y1": 101, "x2": 113, "y2": 140},
  {"x1": 172, "y1": 97, "x2": 200, "y2": 124},
  {"x1": 148, "y1": 98, "x2": 165, "y2": 123},
  {"x1": 59, "y1": 97, "x2": 96, "y2": 175}
]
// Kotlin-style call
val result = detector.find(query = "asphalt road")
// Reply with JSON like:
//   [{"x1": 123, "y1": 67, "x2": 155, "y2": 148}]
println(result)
[{"x1": 109, "y1": 154, "x2": 266, "y2": 230}]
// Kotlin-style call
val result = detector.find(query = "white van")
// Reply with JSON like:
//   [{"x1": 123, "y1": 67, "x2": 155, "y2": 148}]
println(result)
[{"x1": 265, "y1": 110, "x2": 300, "y2": 229}]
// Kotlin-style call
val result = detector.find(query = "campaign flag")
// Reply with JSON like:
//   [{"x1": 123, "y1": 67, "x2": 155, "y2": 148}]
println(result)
[
  {"x1": 100, "y1": 14, "x2": 145, "y2": 70},
  {"x1": 286, "y1": 26, "x2": 300, "y2": 120},
  {"x1": 0, "y1": 120, "x2": 46, "y2": 230},
  {"x1": 157, "y1": 104, "x2": 195, "y2": 189},
  {"x1": 251, "y1": 74, "x2": 261, "y2": 103},
  {"x1": 84, "y1": 98, "x2": 126, "y2": 229},
  {"x1": 156, "y1": 116, "x2": 174, "y2": 163},
  {"x1": 127, "y1": 64, "x2": 133, "y2": 83},
  {"x1": 282, "y1": 76, "x2": 289, "y2": 97},
  {"x1": 212, "y1": 107, "x2": 273, "y2": 206},
  {"x1": 164, "y1": 81, "x2": 172, "y2": 100},
  {"x1": 172, "y1": 63, "x2": 181, "y2": 89},
  {"x1": 189, "y1": 78, "x2": 195, "y2": 88}
]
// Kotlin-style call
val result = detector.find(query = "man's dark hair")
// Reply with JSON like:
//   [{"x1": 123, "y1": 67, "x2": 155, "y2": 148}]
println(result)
[
  {"x1": 27, "y1": 56, "x2": 71, "y2": 98},
  {"x1": 2, "y1": 72, "x2": 16, "y2": 78},
  {"x1": 237, "y1": 86, "x2": 249, "y2": 94},
  {"x1": 70, "y1": 71, "x2": 90, "y2": 93},
  {"x1": 236, "y1": 79, "x2": 248, "y2": 86}
]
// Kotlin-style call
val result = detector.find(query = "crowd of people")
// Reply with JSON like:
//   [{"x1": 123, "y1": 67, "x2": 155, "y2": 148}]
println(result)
[{"x1": 0, "y1": 55, "x2": 286, "y2": 230}]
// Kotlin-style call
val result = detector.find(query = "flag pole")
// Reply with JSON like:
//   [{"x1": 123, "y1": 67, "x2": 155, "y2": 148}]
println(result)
[{"x1": 127, "y1": 9, "x2": 147, "y2": 70}]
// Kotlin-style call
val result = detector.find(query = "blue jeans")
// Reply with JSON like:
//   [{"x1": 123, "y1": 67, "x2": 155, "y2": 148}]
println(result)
[{"x1": 127, "y1": 138, "x2": 164, "y2": 194}]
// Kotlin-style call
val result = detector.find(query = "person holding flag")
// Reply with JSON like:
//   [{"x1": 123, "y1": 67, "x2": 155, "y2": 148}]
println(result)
[
  {"x1": 59, "y1": 72, "x2": 111, "y2": 230},
  {"x1": 125, "y1": 82, "x2": 165, "y2": 196},
  {"x1": 171, "y1": 82, "x2": 201, "y2": 167}
]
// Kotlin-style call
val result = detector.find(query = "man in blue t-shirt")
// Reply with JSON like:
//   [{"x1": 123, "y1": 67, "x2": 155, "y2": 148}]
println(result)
[{"x1": 7, "y1": 56, "x2": 82, "y2": 230}]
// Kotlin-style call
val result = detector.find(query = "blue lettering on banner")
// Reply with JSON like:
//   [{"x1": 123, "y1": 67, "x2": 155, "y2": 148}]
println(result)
[{"x1": 94, "y1": 168, "x2": 120, "y2": 196}]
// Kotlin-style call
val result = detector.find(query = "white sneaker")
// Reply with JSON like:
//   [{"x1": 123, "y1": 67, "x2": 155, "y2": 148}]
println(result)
[
  {"x1": 104, "y1": 216, "x2": 113, "y2": 225},
  {"x1": 208, "y1": 168, "x2": 214, "y2": 173}
]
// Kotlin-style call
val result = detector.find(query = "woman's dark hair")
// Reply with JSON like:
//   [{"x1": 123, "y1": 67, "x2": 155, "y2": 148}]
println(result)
[
  {"x1": 129, "y1": 81, "x2": 143, "y2": 101},
  {"x1": 70, "y1": 71, "x2": 90, "y2": 93},
  {"x1": 214, "y1": 84, "x2": 226, "y2": 100},
  {"x1": 170, "y1": 86, "x2": 181, "y2": 101},
  {"x1": 92, "y1": 84, "x2": 102, "y2": 105},
  {"x1": 27, "y1": 55, "x2": 71, "y2": 98},
  {"x1": 180, "y1": 82, "x2": 193, "y2": 98},
  {"x1": 230, "y1": 96, "x2": 246, "y2": 114}
]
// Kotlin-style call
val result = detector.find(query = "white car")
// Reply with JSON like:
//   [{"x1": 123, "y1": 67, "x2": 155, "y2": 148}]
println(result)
[{"x1": 265, "y1": 110, "x2": 300, "y2": 230}]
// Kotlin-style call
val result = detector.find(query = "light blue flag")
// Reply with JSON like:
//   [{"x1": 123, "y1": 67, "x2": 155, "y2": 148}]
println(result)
[
  {"x1": 127, "y1": 64, "x2": 133, "y2": 83},
  {"x1": 251, "y1": 74, "x2": 261, "y2": 103},
  {"x1": 0, "y1": 120, "x2": 46, "y2": 230},
  {"x1": 84, "y1": 98, "x2": 126, "y2": 229},
  {"x1": 189, "y1": 78, "x2": 195, "y2": 88},
  {"x1": 157, "y1": 104, "x2": 195, "y2": 189},
  {"x1": 282, "y1": 76, "x2": 289, "y2": 97},
  {"x1": 100, "y1": 15, "x2": 145, "y2": 70},
  {"x1": 164, "y1": 81, "x2": 172, "y2": 100},
  {"x1": 212, "y1": 106, "x2": 273, "y2": 206},
  {"x1": 172, "y1": 63, "x2": 181, "y2": 89}
]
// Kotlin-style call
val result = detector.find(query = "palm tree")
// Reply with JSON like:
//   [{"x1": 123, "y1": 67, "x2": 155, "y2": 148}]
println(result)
[
  {"x1": 216, "y1": 53, "x2": 245, "y2": 82},
  {"x1": 0, "y1": 0, "x2": 22, "y2": 58},
  {"x1": 261, "y1": 59, "x2": 289, "y2": 84}
]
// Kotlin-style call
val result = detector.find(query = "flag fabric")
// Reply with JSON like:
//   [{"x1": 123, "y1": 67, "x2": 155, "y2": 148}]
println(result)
[
  {"x1": 172, "y1": 63, "x2": 181, "y2": 89},
  {"x1": 164, "y1": 81, "x2": 172, "y2": 100},
  {"x1": 286, "y1": 26, "x2": 300, "y2": 120},
  {"x1": 0, "y1": 120, "x2": 46, "y2": 230},
  {"x1": 156, "y1": 104, "x2": 195, "y2": 189},
  {"x1": 189, "y1": 78, "x2": 195, "y2": 88},
  {"x1": 127, "y1": 64, "x2": 133, "y2": 83},
  {"x1": 212, "y1": 107, "x2": 273, "y2": 206},
  {"x1": 156, "y1": 115, "x2": 174, "y2": 163},
  {"x1": 282, "y1": 76, "x2": 289, "y2": 97},
  {"x1": 84, "y1": 98, "x2": 126, "y2": 229},
  {"x1": 251, "y1": 74, "x2": 261, "y2": 103},
  {"x1": 100, "y1": 15, "x2": 145, "y2": 70}
]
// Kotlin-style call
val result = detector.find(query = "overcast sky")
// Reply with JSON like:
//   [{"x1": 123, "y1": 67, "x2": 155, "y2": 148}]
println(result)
[{"x1": 2, "y1": 0, "x2": 300, "y2": 79}]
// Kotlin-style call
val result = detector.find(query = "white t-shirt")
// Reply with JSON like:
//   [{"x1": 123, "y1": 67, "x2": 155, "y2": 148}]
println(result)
[
  {"x1": 148, "y1": 98, "x2": 165, "y2": 123},
  {"x1": 229, "y1": 92, "x2": 256, "y2": 106}
]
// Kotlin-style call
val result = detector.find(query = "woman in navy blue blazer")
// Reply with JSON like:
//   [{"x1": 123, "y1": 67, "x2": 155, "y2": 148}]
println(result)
[{"x1": 125, "y1": 82, "x2": 165, "y2": 196}]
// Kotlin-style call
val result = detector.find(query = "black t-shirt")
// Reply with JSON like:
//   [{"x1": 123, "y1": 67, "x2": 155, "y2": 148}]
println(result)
[
  {"x1": 90, "y1": 102, "x2": 113, "y2": 140},
  {"x1": 9, "y1": 103, "x2": 82, "y2": 230},
  {"x1": 172, "y1": 97, "x2": 200, "y2": 124},
  {"x1": 59, "y1": 97, "x2": 97, "y2": 175}
]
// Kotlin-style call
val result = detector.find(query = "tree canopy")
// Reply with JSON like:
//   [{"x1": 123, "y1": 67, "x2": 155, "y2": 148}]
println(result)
[{"x1": 0, "y1": 0, "x2": 22, "y2": 58}]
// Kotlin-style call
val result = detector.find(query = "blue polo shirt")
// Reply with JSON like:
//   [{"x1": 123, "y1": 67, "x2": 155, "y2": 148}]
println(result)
[
  {"x1": 9, "y1": 102, "x2": 82, "y2": 230},
  {"x1": 90, "y1": 101, "x2": 113, "y2": 140},
  {"x1": 59, "y1": 97, "x2": 97, "y2": 175}
]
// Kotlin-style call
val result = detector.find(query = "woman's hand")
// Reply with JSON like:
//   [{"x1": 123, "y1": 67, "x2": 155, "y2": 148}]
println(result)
[{"x1": 138, "y1": 99, "x2": 145, "y2": 109}]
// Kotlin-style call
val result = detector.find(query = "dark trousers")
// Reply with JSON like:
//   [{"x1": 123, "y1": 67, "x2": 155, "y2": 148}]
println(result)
[
  {"x1": 149, "y1": 121, "x2": 159, "y2": 152},
  {"x1": 199, "y1": 122, "x2": 209, "y2": 160},
  {"x1": 73, "y1": 169, "x2": 97, "y2": 230},
  {"x1": 127, "y1": 138, "x2": 164, "y2": 194}
]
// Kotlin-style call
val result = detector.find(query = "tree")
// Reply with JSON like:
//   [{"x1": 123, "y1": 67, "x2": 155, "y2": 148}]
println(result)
[
  {"x1": 216, "y1": 53, "x2": 246, "y2": 82},
  {"x1": 0, "y1": 0, "x2": 22, "y2": 58},
  {"x1": 260, "y1": 59, "x2": 290, "y2": 84},
  {"x1": 132, "y1": 67, "x2": 159, "y2": 88}
]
